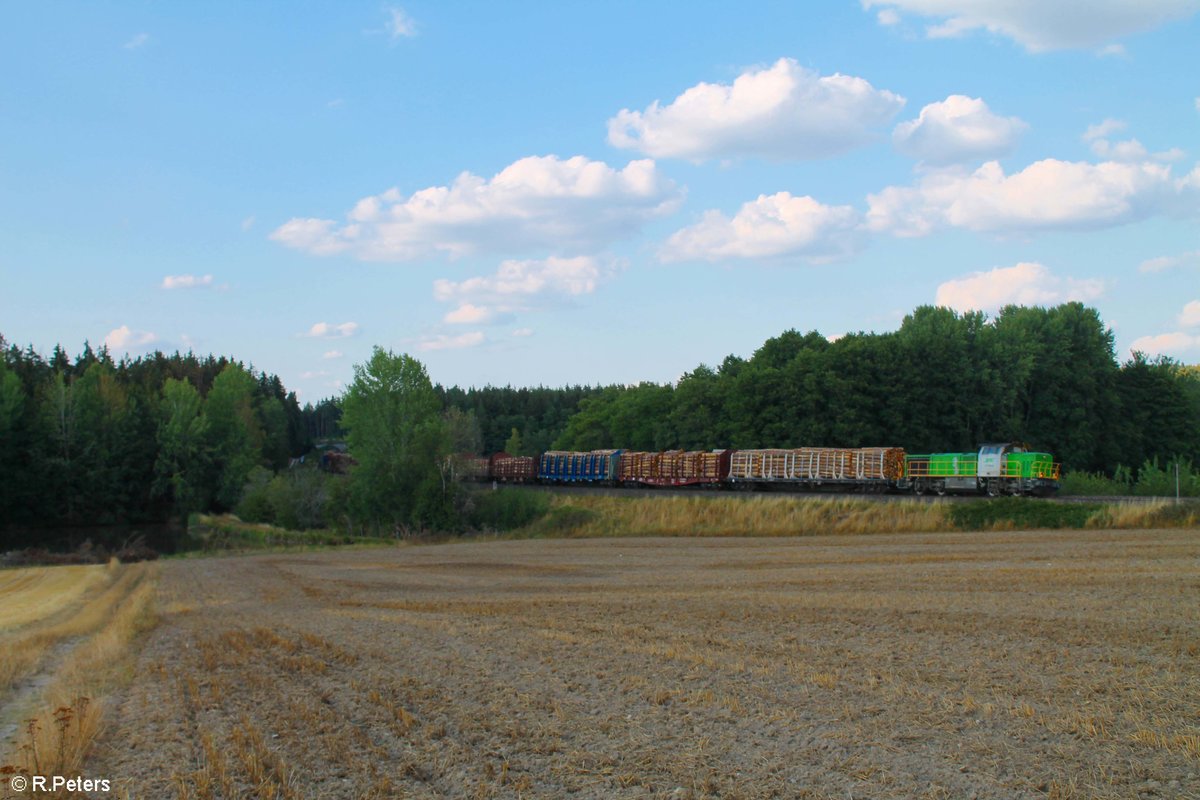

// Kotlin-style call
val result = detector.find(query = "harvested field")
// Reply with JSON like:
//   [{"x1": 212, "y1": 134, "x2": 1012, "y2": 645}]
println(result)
[{"x1": 84, "y1": 529, "x2": 1199, "y2": 799}]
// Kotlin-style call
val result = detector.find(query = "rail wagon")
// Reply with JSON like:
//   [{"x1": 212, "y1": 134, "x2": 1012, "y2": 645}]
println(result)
[
  {"x1": 490, "y1": 452, "x2": 537, "y2": 483},
  {"x1": 619, "y1": 449, "x2": 732, "y2": 487},
  {"x1": 727, "y1": 447, "x2": 905, "y2": 490},
  {"x1": 457, "y1": 454, "x2": 491, "y2": 481},
  {"x1": 903, "y1": 443, "x2": 1060, "y2": 496},
  {"x1": 538, "y1": 450, "x2": 622, "y2": 484}
]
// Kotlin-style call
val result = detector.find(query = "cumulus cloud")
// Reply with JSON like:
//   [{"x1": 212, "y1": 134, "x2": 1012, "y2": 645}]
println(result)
[
  {"x1": 322, "y1": 350, "x2": 344, "y2": 360},
  {"x1": 607, "y1": 58, "x2": 904, "y2": 161},
  {"x1": 161, "y1": 274, "x2": 215, "y2": 290},
  {"x1": 661, "y1": 192, "x2": 862, "y2": 263},
  {"x1": 935, "y1": 262, "x2": 1105, "y2": 312},
  {"x1": 1139, "y1": 250, "x2": 1200, "y2": 273},
  {"x1": 416, "y1": 332, "x2": 485, "y2": 352},
  {"x1": 303, "y1": 322, "x2": 358, "y2": 338},
  {"x1": 867, "y1": 157, "x2": 1198, "y2": 237},
  {"x1": 1179, "y1": 300, "x2": 1200, "y2": 327},
  {"x1": 862, "y1": 1, "x2": 1200, "y2": 52},
  {"x1": 1082, "y1": 121, "x2": 1184, "y2": 163},
  {"x1": 443, "y1": 303, "x2": 507, "y2": 325},
  {"x1": 434, "y1": 256, "x2": 615, "y2": 308},
  {"x1": 1129, "y1": 331, "x2": 1200, "y2": 356},
  {"x1": 272, "y1": 156, "x2": 680, "y2": 260},
  {"x1": 104, "y1": 325, "x2": 158, "y2": 351},
  {"x1": 893, "y1": 95, "x2": 1026, "y2": 165}
]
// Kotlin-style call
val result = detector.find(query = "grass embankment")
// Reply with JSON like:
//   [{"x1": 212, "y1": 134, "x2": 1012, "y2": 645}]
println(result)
[
  {"x1": 1, "y1": 559, "x2": 158, "y2": 784},
  {"x1": 482, "y1": 490, "x2": 1200, "y2": 538},
  {"x1": 183, "y1": 514, "x2": 392, "y2": 553}
]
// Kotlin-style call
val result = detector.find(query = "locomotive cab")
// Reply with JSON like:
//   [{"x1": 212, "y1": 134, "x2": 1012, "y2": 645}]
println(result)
[{"x1": 977, "y1": 442, "x2": 1060, "y2": 496}]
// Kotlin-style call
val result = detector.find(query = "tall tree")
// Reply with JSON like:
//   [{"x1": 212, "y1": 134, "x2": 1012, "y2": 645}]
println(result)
[
  {"x1": 204, "y1": 364, "x2": 265, "y2": 509},
  {"x1": 340, "y1": 348, "x2": 446, "y2": 532},
  {"x1": 154, "y1": 377, "x2": 210, "y2": 520}
]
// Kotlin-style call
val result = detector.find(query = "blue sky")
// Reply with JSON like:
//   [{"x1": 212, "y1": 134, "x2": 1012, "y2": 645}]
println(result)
[{"x1": 3, "y1": 1, "x2": 1198, "y2": 401}]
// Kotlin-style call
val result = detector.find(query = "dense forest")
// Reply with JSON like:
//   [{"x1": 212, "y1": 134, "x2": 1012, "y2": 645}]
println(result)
[
  {"x1": 554, "y1": 304, "x2": 1200, "y2": 474},
  {"x1": 2, "y1": 302, "x2": 1198, "y2": 547}
]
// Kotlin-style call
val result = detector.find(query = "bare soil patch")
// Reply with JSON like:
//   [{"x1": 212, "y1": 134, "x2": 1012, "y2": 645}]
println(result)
[{"x1": 86, "y1": 529, "x2": 1199, "y2": 799}]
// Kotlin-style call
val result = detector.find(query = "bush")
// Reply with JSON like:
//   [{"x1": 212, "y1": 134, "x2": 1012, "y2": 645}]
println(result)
[
  {"x1": 1059, "y1": 469, "x2": 1132, "y2": 496},
  {"x1": 235, "y1": 466, "x2": 275, "y2": 523},
  {"x1": 948, "y1": 498, "x2": 1101, "y2": 530},
  {"x1": 467, "y1": 488, "x2": 551, "y2": 531},
  {"x1": 1132, "y1": 458, "x2": 1200, "y2": 497}
]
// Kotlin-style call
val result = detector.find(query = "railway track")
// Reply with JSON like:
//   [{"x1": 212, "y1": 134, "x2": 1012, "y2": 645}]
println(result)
[{"x1": 486, "y1": 483, "x2": 1193, "y2": 506}]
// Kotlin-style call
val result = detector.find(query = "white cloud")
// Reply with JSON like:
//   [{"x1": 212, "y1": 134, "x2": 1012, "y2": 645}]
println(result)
[
  {"x1": 607, "y1": 57, "x2": 904, "y2": 161},
  {"x1": 511, "y1": 328, "x2": 534, "y2": 337},
  {"x1": 433, "y1": 256, "x2": 616, "y2": 310},
  {"x1": 893, "y1": 95, "x2": 1026, "y2": 165},
  {"x1": 303, "y1": 321, "x2": 358, "y2": 338},
  {"x1": 1139, "y1": 250, "x2": 1200, "y2": 272},
  {"x1": 1088, "y1": 138, "x2": 1149, "y2": 161},
  {"x1": 1129, "y1": 331, "x2": 1200, "y2": 356},
  {"x1": 1097, "y1": 43, "x2": 1128, "y2": 58},
  {"x1": 416, "y1": 332, "x2": 485, "y2": 352},
  {"x1": 443, "y1": 303, "x2": 501, "y2": 325},
  {"x1": 272, "y1": 156, "x2": 680, "y2": 260},
  {"x1": 385, "y1": 7, "x2": 416, "y2": 39},
  {"x1": 863, "y1": 1, "x2": 1200, "y2": 52},
  {"x1": 161, "y1": 273, "x2": 214, "y2": 290},
  {"x1": 123, "y1": 33, "x2": 148, "y2": 49},
  {"x1": 935, "y1": 262, "x2": 1105, "y2": 312},
  {"x1": 1083, "y1": 122, "x2": 1185, "y2": 163},
  {"x1": 877, "y1": 8, "x2": 901, "y2": 25},
  {"x1": 1179, "y1": 300, "x2": 1200, "y2": 327},
  {"x1": 322, "y1": 350, "x2": 344, "y2": 360},
  {"x1": 300, "y1": 370, "x2": 329, "y2": 380},
  {"x1": 662, "y1": 192, "x2": 862, "y2": 263},
  {"x1": 103, "y1": 325, "x2": 157, "y2": 351},
  {"x1": 867, "y1": 157, "x2": 1198, "y2": 237},
  {"x1": 241, "y1": 216, "x2": 256, "y2": 231},
  {"x1": 1083, "y1": 119, "x2": 1126, "y2": 142}
]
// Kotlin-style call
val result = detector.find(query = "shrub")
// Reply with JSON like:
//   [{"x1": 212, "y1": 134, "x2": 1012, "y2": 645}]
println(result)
[
  {"x1": 467, "y1": 488, "x2": 551, "y2": 531},
  {"x1": 948, "y1": 498, "x2": 1101, "y2": 530}
]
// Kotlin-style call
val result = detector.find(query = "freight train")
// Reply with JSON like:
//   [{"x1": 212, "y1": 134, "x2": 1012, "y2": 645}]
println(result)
[{"x1": 461, "y1": 442, "x2": 1061, "y2": 497}]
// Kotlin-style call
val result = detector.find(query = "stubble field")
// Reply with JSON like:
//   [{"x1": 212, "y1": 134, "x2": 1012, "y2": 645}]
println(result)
[{"x1": 81, "y1": 529, "x2": 1198, "y2": 799}]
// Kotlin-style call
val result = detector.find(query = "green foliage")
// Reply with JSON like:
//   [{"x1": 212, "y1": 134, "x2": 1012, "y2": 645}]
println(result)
[
  {"x1": 947, "y1": 498, "x2": 1101, "y2": 530},
  {"x1": 204, "y1": 364, "x2": 266, "y2": 509},
  {"x1": 185, "y1": 513, "x2": 388, "y2": 552},
  {"x1": 503, "y1": 426, "x2": 523, "y2": 456},
  {"x1": 1059, "y1": 470, "x2": 1132, "y2": 496},
  {"x1": 1131, "y1": 457, "x2": 1200, "y2": 497},
  {"x1": 154, "y1": 377, "x2": 211, "y2": 519},
  {"x1": 467, "y1": 488, "x2": 550, "y2": 530},
  {"x1": 341, "y1": 348, "x2": 447, "y2": 533},
  {"x1": 234, "y1": 466, "x2": 275, "y2": 523}
]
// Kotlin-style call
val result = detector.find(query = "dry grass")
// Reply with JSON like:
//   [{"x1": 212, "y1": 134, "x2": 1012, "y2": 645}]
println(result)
[
  {"x1": 1, "y1": 561, "x2": 158, "y2": 784},
  {"x1": 0, "y1": 563, "x2": 114, "y2": 631},
  {"x1": 0, "y1": 559, "x2": 148, "y2": 694},
  {"x1": 531, "y1": 493, "x2": 950, "y2": 537},
  {"x1": 82, "y1": 529, "x2": 1200, "y2": 799},
  {"x1": 513, "y1": 492, "x2": 1199, "y2": 540}
]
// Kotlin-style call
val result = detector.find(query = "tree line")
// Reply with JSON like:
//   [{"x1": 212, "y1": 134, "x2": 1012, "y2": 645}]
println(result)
[
  {"x1": 552, "y1": 304, "x2": 1200, "y2": 474},
  {"x1": 3, "y1": 302, "x2": 1197, "y2": 546},
  {"x1": 0, "y1": 338, "x2": 312, "y2": 549}
]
